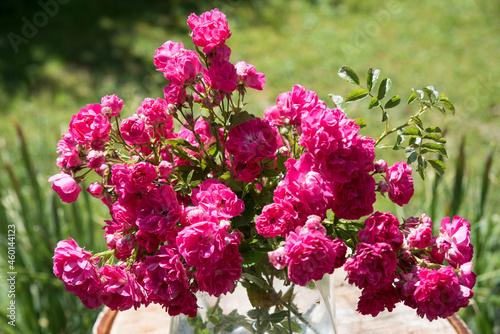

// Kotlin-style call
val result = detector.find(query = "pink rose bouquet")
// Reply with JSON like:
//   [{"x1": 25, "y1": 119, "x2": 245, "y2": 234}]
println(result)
[{"x1": 50, "y1": 8, "x2": 474, "y2": 333}]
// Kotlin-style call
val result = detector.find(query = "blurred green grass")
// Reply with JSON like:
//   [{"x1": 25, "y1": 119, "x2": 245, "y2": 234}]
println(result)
[{"x1": 0, "y1": 0, "x2": 499, "y2": 333}]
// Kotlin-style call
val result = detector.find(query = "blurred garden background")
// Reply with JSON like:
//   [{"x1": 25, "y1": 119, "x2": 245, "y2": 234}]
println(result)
[{"x1": 0, "y1": 0, "x2": 499, "y2": 333}]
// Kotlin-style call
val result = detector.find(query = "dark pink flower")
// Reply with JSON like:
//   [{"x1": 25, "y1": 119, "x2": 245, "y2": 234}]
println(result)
[
  {"x1": 49, "y1": 173, "x2": 82, "y2": 203},
  {"x1": 86, "y1": 150, "x2": 105, "y2": 169},
  {"x1": 344, "y1": 242, "x2": 397, "y2": 292},
  {"x1": 56, "y1": 132, "x2": 84, "y2": 169},
  {"x1": 101, "y1": 94, "x2": 123, "y2": 117},
  {"x1": 206, "y1": 45, "x2": 231, "y2": 63},
  {"x1": 414, "y1": 266, "x2": 471, "y2": 321},
  {"x1": 386, "y1": 162, "x2": 414, "y2": 206},
  {"x1": 406, "y1": 223, "x2": 433, "y2": 249},
  {"x1": 191, "y1": 179, "x2": 244, "y2": 220},
  {"x1": 163, "y1": 84, "x2": 187, "y2": 105},
  {"x1": 129, "y1": 162, "x2": 157, "y2": 192},
  {"x1": 436, "y1": 216, "x2": 473, "y2": 268},
  {"x1": 188, "y1": 8, "x2": 231, "y2": 52},
  {"x1": 256, "y1": 202, "x2": 296, "y2": 238},
  {"x1": 53, "y1": 238, "x2": 103, "y2": 309},
  {"x1": 458, "y1": 262, "x2": 476, "y2": 289},
  {"x1": 154, "y1": 40, "x2": 185, "y2": 70},
  {"x1": 137, "y1": 97, "x2": 173, "y2": 128},
  {"x1": 120, "y1": 116, "x2": 151, "y2": 145},
  {"x1": 69, "y1": 103, "x2": 111, "y2": 146},
  {"x1": 203, "y1": 60, "x2": 238, "y2": 92},
  {"x1": 232, "y1": 161, "x2": 262, "y2": 183},
  {"x1": 280, "y1": 222, "x2": 347, "y2": 286},
  {"x1": 357, "y1": 286, "x2": 402, "y2": 317},
  {"x1": 358, "y1": 211, "x2": 403, "y2": 250},
  {"x1": 137, "y1": 245, "x2": 197, "y2": 317},
  {"x1": 177, "y1": 221, "x2": 226, "y2": 267},
  {"x1": 235, "y1": 61, "x2": 265, "y2": 90},
  {"x1": 99, "y1": 265, "x2": 147, "y2": 311},
  {"x1": 300, "y1": 107, "x2": 375, "y2": 183},
  {"x1": 163, "y1": 50, "x2": 202, "y2": 86},
  {"x1": 87, "y1": 182, "x2": 104, "y2": 199},
  {"x1": 330, "y1": 171, "x2": 376, "y2": 220},
  {"x1": 226, "y1": 118, "x2": 279, "y2": 164}
]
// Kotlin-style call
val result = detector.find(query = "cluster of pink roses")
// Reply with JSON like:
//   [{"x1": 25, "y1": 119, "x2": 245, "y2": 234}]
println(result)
[{"x1": 50, "y1": 7, "x2": 475, "y2": 323}]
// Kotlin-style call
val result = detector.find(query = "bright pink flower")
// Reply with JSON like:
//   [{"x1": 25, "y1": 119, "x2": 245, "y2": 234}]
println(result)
[
  {"x1": 406, "y1": 224, "x2": 433, "y2": 249},
  {"x1": 154, "y1": 40, "x2": 184, "y2": 70},
  {"x1": 256, "y1": 202, "x2": 296, "y2": 238},
  {"x1": 195, "y1": 231, "x2": 243, "y2": 296},
  {"x1": 137, "y1": 245, "x2": 197, "y2": 317},
  {"x1": 280, "y1": 223, "x2": 347, "y2": 286},
  {"x1": 414, "y1": 266, "x2": 471, "y2": 321},
  {"x1": 273, "y1": 154, "x2": 333, "y2": 229},
  {"x1": 188, "y1": 8, "x2": 231, "y2": 52},
  {"x1": 386, "y1": 162, "x2": 414, "y2": 206},
  {"x1": 86, "y1": 150, "x2": 105, "y2": 169},
  {"x1": 49, "y1": 173, "x2": 82, "y2": 203},
  {"x1": 226, "y1": 118, "x2": 279, "y2": 163},
  {"x1": 203, "y1": 60, "x2": 238, "y2": 92},
  {"x1": 163, "y1": 84, "x2": 187, "y2": 105},
  {"x1": 458, "y1": 262, "x2": 476, "y2": 289},
  {"x1": 235, "y1": 61, "x2": 265, "y2": 90},
  {"x1": 191, "y1": 179, "x2": 244, "y2": 220},
  {"x1": 163, "y1": 50, "x2": 202, "y2": 86},
  {"x1": 176, "y1": 221, "x2": 226, "y2": 267},
  {"x1": 129, "y1": 162, "x2": 157, "y2": 192},
  {"x1": 178, "y1": 118, "x2": 217, "y2": 151},
  {"x1": 158, "y1": 160, "x2": 174, "y2": 179},
  {"x1": 110, "y1": 200, "x2": 138, "y2": 231},
  {"x1": 330, "y1": 171, "x2": 376, "y2": 220},
  {"x1": 53, "y1": 238, "x2": 103, "y2": 309},
  {"x1": 101, "y1": 94, "x2": 123, "y2": 117},
  {"x1": 357, "y1": 286, "x2": 402, "y2": 317},
  {"x1": 120, "y1": 116, "x2": 151, "y2": 145},
  {"x1": 358, "y1": 211, "x2": 403, "y2": 250},
  {"x1": 137, "y1": 97, "x2": 173, "y2": 128},
  {"x1": 206, "y1": 45, "x2": 231, "y2": 63},
  {"x1": 265, "y1": 85, "x2": 325, "y2": 127},
  {"x1": 436, "y1": 216, "x2": 473, "y2": 268},
  {"x1": 232, "y1": 161, "x2": 262, "y2": 183},
  {"x1": 300, "y1": 107, "x2": 375, "y2": 183},
  {"x1": 344, "y1": 242, "x2": 398, "y2": 292},
  {"x1": 69, "y1": 103, "x2": 111, "y2": 146},
  {"x1": 56, "y1": 132, "x2": 84, "y2": 169},
  {"x1": 268, "y1": 246, "x2": 286, "y2": 270},
  {"x1": 99, "y1": 265, "x2": 146, "y2": 311},
  {"x1": 374, "y1": 159, "x2": 388, "y2": 173},
  {"x1": 181, "y1": 206, "x2": 215, "y2": 227},
  {"x1": 87, "y1": 182, "x2": 104, "y2": 199},
  {"x1": 136, "y1": 184, "x2": 182, "y2": 251}
]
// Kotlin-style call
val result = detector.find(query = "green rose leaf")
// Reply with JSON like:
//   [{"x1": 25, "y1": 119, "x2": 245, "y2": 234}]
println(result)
[
  {"x1": 345, "y1": 88, "x2": 369, "y2": 102},
  {"x1": 367, "y1": 68, "x2": 380, "y2": 91},
  {"x1": 377, "y1": 78, "x2": 392, "y2": 100},
  {"x1": 428, "y1": 159, "x2": 446, "y2": 176},
  {"x1": 407, "y1": 92, "x2": 417, "y2": 104},
  {"x1": 354, "y1": 117, "x2": 367, "y2": 128},
  {"x1": 421, "y1": 142, "x2": 448, "y2": 158},
  {"x1": 384, "y1": 95, "x2": 401, "y2": 109},
  {"x1": 402, "y1": 127, "x2": 422, "y2": 137},
  {"x1": 338, "y1": 66, "x2": 360, "y2": 85},
  {"x1": 368, "y1": 96, "x2": 379, "y2": 109}
]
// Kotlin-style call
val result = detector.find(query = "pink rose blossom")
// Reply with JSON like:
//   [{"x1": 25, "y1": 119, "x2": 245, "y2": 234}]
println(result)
[
  {"x1": 178, "y1": 118, "x2": 218, "y2": 151},
  {"x1": 163, "y1": 50, "x2": 202, "y2": 86},
  {"x1": 344, "y1": 242, "x2": 398, "y2": 292},
  {"x1": 110, "y1": 200, "x2": 138, "y2": 231},
  {"x1": 232, "y1": 161, "x2": 262, "y2": 183},
  {"x1": 386, "y1": 162, "x2": 414, "y2": 206},
  {"x1": 188, "y1": 9, "x2": 231, "y2": 52},
  {"x1": 206, "y1": 45, "x2": 231, "y2": 63},
  {"x1": 49, "y1": 173, "x2": 82, "y2": 203},
  {"x1": 406, "y1": 224, "x2": 433, "y2": 249},
  {"x1": 154, "y1": 40, "x2": 184, "y2": 70},
  {"x1": 120, "y1": 116, "x2": 151, "y2": 145},
  {"x1": 99, "y1": 265, "x2": 146, "y2": 311},
  {"x1": 358, "y1": 211, "x2": 403, "y2": 250},
  {"x1": 414, "y1": 266, "x2": 471, "y2": 321},
  {"x1": 458, "y1": 262, "x2": 476, "y2": 289},
  {"x1": 53, "y1": 238, "x2": 103, "y2": 309},
  {"x1": 203, "y1": 60, "x2": 238, "y2": 92},
  {"x1": 279, "y1": 222, "x2": 347, "y2": 286},
  {"x1": 256, "y1": 202, "x2": 296, "y2": 238},
  {"x1": 163, "y1": 84, "x2": 187, "y2": 105},
  {"x1": 87, "y1": 182, "x2": 104, "y2": 199},
  {"x1": 100, "y1": 94, "x2": 123, "y2": 117},
  {"x1": 357, "y1": 286, "x2": 402, "y2": 317},
  {"x1": 226, "y1": 118, "x2": 279, "y2": 164},
  {"x1": 158, "y1": 160, "x2": 174, "y2": 179},
  {"x1": 137, "y1": 97, "x2": 173, "y2": 128},
  {"x1": 436, "y1": 216, "x2": 473, "y2": 268},
  {"x1": 176, "y1": 221, "x2": 226, "y2": 268},
  {"x1": 69, "y1": 103, "x2": 111, "y2": 146},
  {"x1": 235, "y1": 61, "x2": 266, "y2": 90},
  {"x1": 330, "y1": 171, "x2": 376, "y2": 220},
  {"x1": 300, "y1": 107, "x2": 375, "y2": 183},
  {"x1": 181, "y1": 206, "x2": 215, "y2": 227},
  {"x1": 191, "y1": 179, "x2": 244, "y2": 220},
  {"x1": 374, "y1": 159, "x2": 388, "y2": 173},
  {"x1": 56, "y1": 132, "x2": 84, "y2": 169},
  {"x1": 138, "y1": 245, "x2": 197, "y2": 317}
]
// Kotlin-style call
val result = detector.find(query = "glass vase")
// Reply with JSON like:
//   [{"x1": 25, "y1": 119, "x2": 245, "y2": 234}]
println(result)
[{"x1": 169, "y1": 274, "x2": 336, "y2": 334}]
